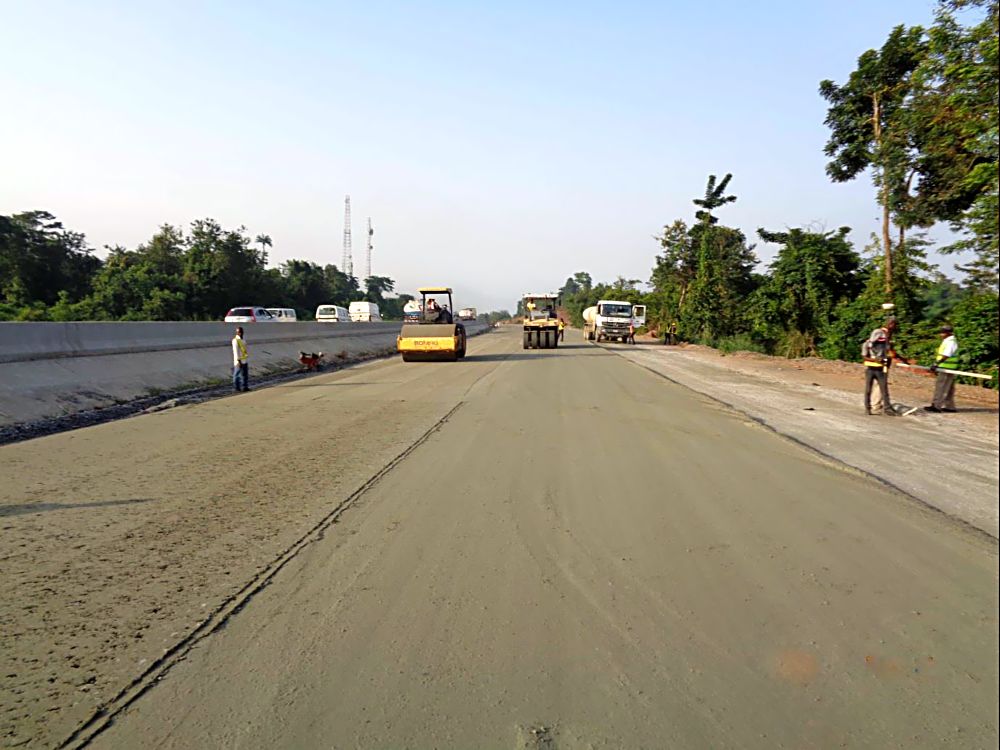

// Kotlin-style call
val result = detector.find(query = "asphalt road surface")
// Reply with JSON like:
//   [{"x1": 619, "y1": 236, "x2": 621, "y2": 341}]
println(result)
[{"x1": 6, "y1": 328, "x2": 997, "y2": 749}]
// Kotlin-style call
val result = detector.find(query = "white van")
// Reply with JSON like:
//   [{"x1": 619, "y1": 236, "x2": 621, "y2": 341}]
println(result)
[
  {"x1": 349, "y1": 301, "x2": 382, "y2": 322},
  {"x1": 266, "y1": 308, "x2": 298, "y2": 322},
  {"x1": 315, "y1": 304, "x2": 350, "y2": 323}
]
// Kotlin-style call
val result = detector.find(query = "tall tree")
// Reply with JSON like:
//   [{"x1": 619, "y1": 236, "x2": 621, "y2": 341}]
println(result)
[
  {"x1": 363, "y1": 275, "x2": 396, "y2": 304},
  {"x1": 693, "y1": 173, "x2": 737, "y2": 226},
  {"x1": 254, "y1": 234, "x2": 273, "y2": 265},
  {"x1": 0, "y1": 211, "x2": 100, "y2": 306},
  {"x1": 820, "y1": 25, "x2": 927, "y2": 293},
  {"x1": 915, "y1": 0, "x2": 999, "y2": 290}
]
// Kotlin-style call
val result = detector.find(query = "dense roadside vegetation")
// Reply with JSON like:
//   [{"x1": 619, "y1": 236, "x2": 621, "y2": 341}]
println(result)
[
  {"x1": 0, "y1": 214, "x2": 414, "y2": 321},
  {"x1": 557, "y1": 0, "x2": 997, "y2": 384}
]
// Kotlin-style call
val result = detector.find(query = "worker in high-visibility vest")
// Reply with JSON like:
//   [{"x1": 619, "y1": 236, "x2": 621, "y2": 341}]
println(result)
[
  {"x1": 924, "y1": 324, "x2": 959, "y2": 413},
  {"x1": 862, "y1": 316, "x2": 899, "y2": 415},
  {"x1": 557, "y1": 318, "x2": 565, "y2": 341},
  {"x1": 232, "y1": 326, "x2": 250, "y2": 392}
]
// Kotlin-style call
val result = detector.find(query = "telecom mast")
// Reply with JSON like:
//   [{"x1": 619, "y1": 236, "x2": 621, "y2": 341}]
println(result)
[
  {"x1": 365, "y1": 218, "x2": 373, "y2": 281},
  {"x1": 342, "y1": 195, "x2": 353, "y2": 277}
]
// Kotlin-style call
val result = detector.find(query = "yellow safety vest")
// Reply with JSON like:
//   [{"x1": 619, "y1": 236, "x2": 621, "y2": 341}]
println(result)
[
  {"x1": 936, "y1": 337, "x2": 958, "y2": 370},
  {"x1": 235, "y1": 336, "x2": 248, "y2": 362}
]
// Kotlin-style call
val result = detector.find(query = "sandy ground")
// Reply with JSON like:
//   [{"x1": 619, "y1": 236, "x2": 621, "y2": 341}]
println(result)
[{"x1": 1, "y1": 328, "x2": 997, "y2": 748}]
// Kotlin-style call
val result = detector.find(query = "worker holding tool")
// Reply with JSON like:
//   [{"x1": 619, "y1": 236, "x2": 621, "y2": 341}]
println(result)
[
  {"x1": 232, "y1": 326, "x2": 249, "y2": 392},
  {"x1": 862, "y1": 316, "x2": 899, "y2": 415},
  {"x1": 924, "y1": 325, "x2": 959, "y2": 413}
]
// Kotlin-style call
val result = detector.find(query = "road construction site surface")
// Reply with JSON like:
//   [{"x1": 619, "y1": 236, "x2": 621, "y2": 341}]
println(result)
[{"x1": 1, "y1": 328, "x2": 996, "y2": 749}]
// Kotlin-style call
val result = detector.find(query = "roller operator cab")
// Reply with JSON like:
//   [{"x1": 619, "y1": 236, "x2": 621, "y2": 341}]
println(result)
[
  {"x1": 522, "y1": 293, "x2": 561, "y2": 349},
  {"x1": 396, "y1": 287, "x2": 467, "y2": 362}
]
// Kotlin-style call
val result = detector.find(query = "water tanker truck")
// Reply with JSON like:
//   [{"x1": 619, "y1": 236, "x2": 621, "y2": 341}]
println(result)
[{"x1": 583, "y1": 301, "x2": 646, "y2": 343}]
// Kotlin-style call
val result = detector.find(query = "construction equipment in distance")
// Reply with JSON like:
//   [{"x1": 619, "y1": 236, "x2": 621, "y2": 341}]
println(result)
[
  {"x1": 397, "y1": 286, "x2": 467, "y2": 362},
  {"x1": 522, "y1": 293, "x2": 560, "y2": 349}
]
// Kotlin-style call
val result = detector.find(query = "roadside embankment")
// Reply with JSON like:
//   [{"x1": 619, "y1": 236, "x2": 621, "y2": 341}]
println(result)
[{"x1": 0, "y1": 321, "x2": 486, "y2": 427}]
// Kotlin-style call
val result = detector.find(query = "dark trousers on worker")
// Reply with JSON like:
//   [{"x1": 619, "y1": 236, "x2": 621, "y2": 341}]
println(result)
[
  {"x1": 864, "y1": 367, "x2": 890, "y2": 413},
  {"x1": 233, "y1": 362, "x2": 249, "y2": 392},
  {"x1": 931, "y1": 371, "x2": 956, "y2": 410}
]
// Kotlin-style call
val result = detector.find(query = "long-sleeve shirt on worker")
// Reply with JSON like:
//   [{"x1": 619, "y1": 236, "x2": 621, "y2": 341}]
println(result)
[{"x1": 232, "y1": 335, "x2": 248, "y2": 366}]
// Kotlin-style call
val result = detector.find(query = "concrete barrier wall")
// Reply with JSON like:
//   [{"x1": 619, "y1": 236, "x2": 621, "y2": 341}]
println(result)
[
  {"x1": 0, "y1": 321, "x2": 408, "y2": 364},
  {"x1": 0, "y1": 321, "x2": 486, "y2": 426}
]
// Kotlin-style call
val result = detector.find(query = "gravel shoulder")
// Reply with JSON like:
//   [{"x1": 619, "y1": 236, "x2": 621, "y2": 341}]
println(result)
[{"x1": 615, "y1": 337, "x2": 999, "y2": 538}]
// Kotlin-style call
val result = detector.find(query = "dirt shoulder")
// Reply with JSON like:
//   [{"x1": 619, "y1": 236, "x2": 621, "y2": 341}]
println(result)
[{"x1": 617, "y1": 335, "x2": 999, "y2": 537}]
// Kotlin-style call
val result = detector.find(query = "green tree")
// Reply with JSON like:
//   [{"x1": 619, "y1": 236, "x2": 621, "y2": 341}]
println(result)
[
  {"x1": 254, "y1": 234, "x2": 273, "y2": 265},
  {"x1": 0, "y1": 211, "x2": 100, "y2": 306},
  {"x1": 755, "y1": 226, "x2": 862, "y2": 354},
  {"x1": 917, "y1": 0, "x2": 999, "y2": 290},
  {"x1": 820, "y1": 25, "x2": 927, "y2": 293},
  {"x1": 364, "y1": 275, "x2": 396, "y2": 304}
]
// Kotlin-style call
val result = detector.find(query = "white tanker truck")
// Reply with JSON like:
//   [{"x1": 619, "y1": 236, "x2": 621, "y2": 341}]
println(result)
[{"x1": 583, "y1": 301, "x2": 646, "y2": 343}]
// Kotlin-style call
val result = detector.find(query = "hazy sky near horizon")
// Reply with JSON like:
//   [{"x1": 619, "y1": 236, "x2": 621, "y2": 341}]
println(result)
[{"x1": 1, "y1": 0, "x2": 959, "y2": 312}]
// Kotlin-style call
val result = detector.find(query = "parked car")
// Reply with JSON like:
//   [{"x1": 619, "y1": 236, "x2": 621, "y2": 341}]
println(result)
[
  {"x1": 224, "y1": 307, "x2": 277, "y2": 323},
  {"x1": 266, "y1": 308, "x2": 298, "y2": 322},
  {"x1": 315, "y1": 305, "x2": 350, "y2": 323},
  {"x1": 349, "y1": 301, "x2": 382, "y2": 322}
]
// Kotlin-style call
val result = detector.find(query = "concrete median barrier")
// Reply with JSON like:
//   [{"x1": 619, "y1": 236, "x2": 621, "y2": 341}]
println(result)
[{"x1": 0, "y1": 321, "x2": 487, "y2": 426}]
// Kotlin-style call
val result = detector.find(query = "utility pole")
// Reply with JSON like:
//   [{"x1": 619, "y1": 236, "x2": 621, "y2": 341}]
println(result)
[
  {"x1": 366, "y1": 217, "x2": 373, "y2": 282},
  {"x1": 342, "y1": 195, "x2": 353, "y2": 277}
]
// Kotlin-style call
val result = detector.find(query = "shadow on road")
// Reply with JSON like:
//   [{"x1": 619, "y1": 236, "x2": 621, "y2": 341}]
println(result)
[{"x1": 0, "y1": 497, "x2": 155, "y2": 518}]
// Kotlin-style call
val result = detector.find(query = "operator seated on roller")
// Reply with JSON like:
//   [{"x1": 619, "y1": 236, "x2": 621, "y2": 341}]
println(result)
[
  {"x1": 424, "y1": 298, "x2": 440, "y2": 322},
  {"x1": 423, "y1": 298, "x2": 452, "y2": 324}
]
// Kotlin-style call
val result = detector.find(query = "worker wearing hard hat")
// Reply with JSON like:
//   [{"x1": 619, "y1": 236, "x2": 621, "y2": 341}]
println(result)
[{"x1": 924, "y1": 324, "x2": 959, "y2": 413}]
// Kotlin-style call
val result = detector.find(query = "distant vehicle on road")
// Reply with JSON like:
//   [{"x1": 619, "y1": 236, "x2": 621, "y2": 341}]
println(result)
[
  {"x1": 266, "y1": 308, "x2": 298, "y2": 322},
  {"x1": 403, "y1": 299, "x2": 422, "y2": 323},
  {"x1": 583, "y1": 301, "x2": 644, "y2": 343},
  {"x1": 349, "y1": 301, "x2": 382, "y2": 322},
  {"x1": 458, "y1": 307, "x2": 477, "y2": 321},
  {"x1": 522, "y1": 293, "x2": 560, "y2": 349},
  {"x1": 315, "y1": 305, "x2": 350, "y2": 323},
  {"x1": 224, "y1": 307, "x2": 277, "y2": 323}
]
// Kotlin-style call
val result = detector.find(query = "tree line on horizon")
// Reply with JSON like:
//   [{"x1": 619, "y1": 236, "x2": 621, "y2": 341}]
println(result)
[
  {"x1": 0, "y1": 212, "x2": 413, "y2": 322},
  {"x1": 556, "y1": 0, "x2": 997, "y2": 384}
]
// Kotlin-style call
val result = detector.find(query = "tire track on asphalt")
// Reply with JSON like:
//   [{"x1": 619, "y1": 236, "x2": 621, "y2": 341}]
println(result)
[
  {"x1": 58, "y1": 401, "x2": 468, "y2": 749},
  {"x1": 59, "y1": 339, "x2": 519, "y2": 749}
]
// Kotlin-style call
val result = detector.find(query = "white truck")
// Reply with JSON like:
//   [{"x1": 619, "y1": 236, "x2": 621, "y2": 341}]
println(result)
[
  {"x1": 583, "y1": 301, "x2": 647, "y2": 343},
  {"x1": 348, "y1": 301, "x2": 382, "y2": 322},
  {"x1": 457, "y1": 307, "x2": 477, "y2": 321}
]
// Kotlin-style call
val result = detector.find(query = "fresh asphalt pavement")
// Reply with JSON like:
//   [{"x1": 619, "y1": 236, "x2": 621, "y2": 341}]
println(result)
[{"x1": 89, "y1": 327, "x2": 998, "y2": 749}]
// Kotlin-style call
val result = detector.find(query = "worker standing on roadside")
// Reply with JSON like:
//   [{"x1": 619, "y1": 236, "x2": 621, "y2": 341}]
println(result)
[
  {"x1": 664, "y1": 321, "x2": 677, "y2": 346},
  {"x1": 558, "y1": 318, "x2": 565, "y2": 341},
  {"x1": 924, "y1": 324, "x2": 959, "y2": 413},
  {"x1": 232, "y1": 326, "x2": 249, "y2": 393},
  {"x1": 862, "y1": 316, "x2": 898, "y2": 416},
  {"x1": 628, "y1": 321, "x2": 636, "y2": 345}
]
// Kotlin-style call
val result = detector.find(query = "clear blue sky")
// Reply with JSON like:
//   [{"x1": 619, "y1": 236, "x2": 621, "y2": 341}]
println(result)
[{"x1": 1, "y1": 0, "x2": 957, "y2": 312}]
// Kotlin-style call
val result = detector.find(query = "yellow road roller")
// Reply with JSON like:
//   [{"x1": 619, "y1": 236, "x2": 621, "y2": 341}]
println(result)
[
  {"x1": 397, "y1": 286, "x2": 468, "y2": 362},
  {"x1": 522, "y1": 293, "x2": 560, "y2": 349}
]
